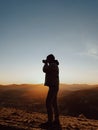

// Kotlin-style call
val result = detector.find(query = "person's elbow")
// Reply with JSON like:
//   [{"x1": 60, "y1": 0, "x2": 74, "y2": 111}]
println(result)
[
  {"x1": 43, "y1": 69, "x2": 46, "y2": 73},
  {"x1": 43, "y1": 67, "x2": 47, "y2": 73}
]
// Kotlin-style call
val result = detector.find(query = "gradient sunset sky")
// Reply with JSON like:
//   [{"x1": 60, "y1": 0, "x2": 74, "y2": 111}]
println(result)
[{"x1": 0, "y1": 0, "x2": 98, "y2": 84}]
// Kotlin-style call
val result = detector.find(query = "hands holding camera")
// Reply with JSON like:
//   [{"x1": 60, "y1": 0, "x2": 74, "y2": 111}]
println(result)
[{"x1": 42, "y1": 60, "x2": 48, "y2": 65}]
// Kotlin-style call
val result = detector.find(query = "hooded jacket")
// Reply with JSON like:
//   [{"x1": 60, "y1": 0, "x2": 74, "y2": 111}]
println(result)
[{"x1": 43, "y1": 62, "x2": 59, "y2": 87}]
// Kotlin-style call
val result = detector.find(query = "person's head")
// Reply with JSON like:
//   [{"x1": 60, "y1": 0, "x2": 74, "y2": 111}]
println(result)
[
  {"x1": 46, "y1": 54, "x2": 59, "y2": 65},
  {"x1": 46, "y1": 54, "x2": 55, "y2": 63}
]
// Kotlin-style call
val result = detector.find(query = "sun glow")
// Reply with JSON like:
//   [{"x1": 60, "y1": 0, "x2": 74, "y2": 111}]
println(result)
[{"x1": 21, "y1": 84, "x2": 48, "y2": 99}]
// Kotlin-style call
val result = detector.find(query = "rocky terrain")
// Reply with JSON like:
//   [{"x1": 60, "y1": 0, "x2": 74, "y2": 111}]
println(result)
[{"x1": 0, "y1": 107, "x2": 98, "y2": 130}]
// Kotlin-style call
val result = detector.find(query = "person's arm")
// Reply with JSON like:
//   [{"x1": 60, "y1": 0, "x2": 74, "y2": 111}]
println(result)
[{"x1": 43, "y1": 63, "x2": 49, "y2": 73}]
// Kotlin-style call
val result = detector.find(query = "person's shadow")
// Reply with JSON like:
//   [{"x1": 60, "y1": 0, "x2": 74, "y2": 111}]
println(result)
[{"x1": 39, "y1": 123, "x2": 62, "y2": 130}]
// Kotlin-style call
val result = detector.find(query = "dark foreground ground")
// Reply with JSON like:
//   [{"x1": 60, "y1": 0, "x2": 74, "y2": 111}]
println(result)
[{"x1": 0, "y1": 107, "x2": 98, "y2": 130}]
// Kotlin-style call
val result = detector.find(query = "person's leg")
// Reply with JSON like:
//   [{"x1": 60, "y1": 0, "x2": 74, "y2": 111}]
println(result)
[
  {"x1": 52, "y1": 88, "x2": 59, "y2": 122},
  {"x1": 46, "y1": 88, "x2": 53, "y2": 122}
]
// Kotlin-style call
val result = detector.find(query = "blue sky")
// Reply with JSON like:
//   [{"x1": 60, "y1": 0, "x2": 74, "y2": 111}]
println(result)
[{"x1": 0, "y1": 0, "x2": 98, "y2": 84}]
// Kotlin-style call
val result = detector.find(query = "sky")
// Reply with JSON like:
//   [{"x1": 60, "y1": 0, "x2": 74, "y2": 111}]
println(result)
[{"x1": 0, "y1": 0, "x2": 98, "y2": 85}]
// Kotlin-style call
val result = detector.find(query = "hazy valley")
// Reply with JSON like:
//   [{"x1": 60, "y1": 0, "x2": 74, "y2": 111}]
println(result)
[{"x1": 0, "y1": 84, "x2": 98, "y2": 129}]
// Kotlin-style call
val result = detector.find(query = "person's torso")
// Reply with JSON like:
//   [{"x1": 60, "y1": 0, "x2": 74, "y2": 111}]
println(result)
[{"x1": 45, "y1": 63, "x2": 59, "y2": 87}]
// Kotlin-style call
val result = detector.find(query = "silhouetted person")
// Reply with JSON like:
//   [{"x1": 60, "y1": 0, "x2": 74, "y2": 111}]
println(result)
[{"x1": 42, "y1": 54, "x2": 60, "y2": 127}]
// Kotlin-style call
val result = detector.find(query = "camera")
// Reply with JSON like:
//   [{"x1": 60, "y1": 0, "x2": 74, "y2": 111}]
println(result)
[{"x1": 42, "y1": 60, "x2": 47, "y2": 64}]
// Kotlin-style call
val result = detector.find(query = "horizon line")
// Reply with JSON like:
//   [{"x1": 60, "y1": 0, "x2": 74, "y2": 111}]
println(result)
[{"x1": 0, "y1": 83, "x2": 98, "y2": 86}]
